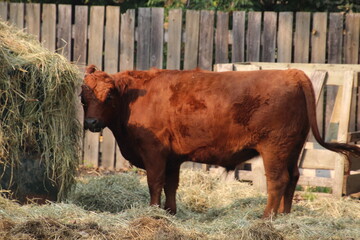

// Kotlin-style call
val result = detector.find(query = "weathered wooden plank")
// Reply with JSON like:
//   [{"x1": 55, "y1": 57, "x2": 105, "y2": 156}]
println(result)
[
  {"x1": 232, "y1": 11, "x2": 245, "y2": 63},
  {"x1": 119, "y1": 9, "x2": 135, "y2": 71},
  {"x1": 297, "y1": 176, "x2": 333, "y2": 188},
  {"x1": 215, "y1": 11, "x2": 229, "y2": 64},
  {"x1": 9, "y1": 3, "x2": 24, "y2": 28},
  {"x1": 73, "y1": 5, "x2": 88, "y2": 164},
  {"x1": 344, "y1": 13, "x2": 360, "y2": 64},
  {"x1": 184, "y1": 10, "x2": 200, "y2": 70},
  {"x1": 41, "y1": 4, "x2": 56, "y2": 52},
  {"x1": 0, "y1": 2, "x2": 8, "y2": 21},
  {"x1": 300, "y1": 149, "x2": 337, "y2": 170},
  {"x1": 346, "y1": 173, "x2": 360, "y2": 195},
  {"x1": 326, "y1": 14, "x2": 344, "y2": 136},
  {"x1": 333, "y1": 71, "x2": 354, "y2": 197},
  {"x1": 102, "y1": 6, "x2": 120, "y2": 170},
  {"x1": 294, "y1": 12, "x2": 311, "y2": 63},
  {"x1": 104, "y1": 6, "x2": 120, "y2": 73},
  {"x1": 277, "y1": 12, "x2": 293, "y2": 63},
  {"x1": 246, "y1": 12, "x2": 261, "y2": 62},
  {"x1": 311, "y1": 12, "x2": 327, "y2": 63},
  {"x1": 150, "y1": 8, "x2": 164, "y2": 69},
  {"x1": 57, "y1": 5, "x2": 72, "y2": 60},
  {"x1": 117, "y1": 9, "x2": 135, "y2": 169},
  {"x1": 73, "y1": 6, "x2": 88, "y2": 69},
  {"x1": 166, "y1": 9, "x2": 182, "y2": 70},
  {"x1": 328, "y1": 13, "x2": 344, "y2": 64},
  {"x1": 25, "y1": 3, "x2": 40, "y2": 41},
  {"x1": 136, "y1": 8, "x2": 151, "y2": 70},
  {"x1": 198, "y1": 10, "x2": 214, "y2": 70},
  {"x1": 262, "y1": 12, "x2": 277, "y2": 62},
  {"x1": 83, "y1": 6, "x2": 105, "y2": 168}
]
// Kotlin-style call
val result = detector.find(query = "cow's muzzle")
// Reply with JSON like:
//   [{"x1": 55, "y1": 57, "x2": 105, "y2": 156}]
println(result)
[{"x1": 84, "y1": 118, "x2": 105, "y2": 132}]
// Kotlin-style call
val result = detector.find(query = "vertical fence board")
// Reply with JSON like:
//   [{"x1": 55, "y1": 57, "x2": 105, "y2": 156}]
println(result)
[
  {"x1": 262, "y1": 12, "x2": 277, "y2": 62},
  {"x1": 9, "y1": 3, "x2": 24, "y2": 28},
  {"x1": 328, "y1": 13, "x2": 344, "y2": 64},
  {"x1": 166, "y1": 9, "x2": 182, "y2": 70},
  {"x1": 199, "y1": 10, "x2": 214, "y2": 70},
  {"x1": 117, "y1": 9, "x2": 135, "y2": 170},
  {"x1": 137, "y1": 8, "x2": 151, "y2": 70},
  {"x1": 326, "y1": 13, "x2": 344, "y2": 139},
  {"x1": 215, "y1": 11, "x2": 229, "y2": 64},
  {"x1": 83, "y1": 6, "x2": 104, "y2": 168},
  {"x1": 25, "y1": 3, "x2": 40, "y2": 41},
  {"x1": 119, "y1": 9, "x2": 135, "y2": 71},
  {"x1": 0, "y1": 2, "x2": 8, "y2": 20},
  {"x1": 184, "y1": 10, "x2": 200, "y2": 70},
  {"x1": 344, "y1": 13, "x2": 360, "y2": 64},
  {"x1": 294, "y1": 12, "x2": 311, "y2": 63},
  {"x1": 344, "y1": 13, "x2": 360, "y2": 133},
  {"x1": 247, "y1": 12, "x2": 261, "y2": 62},
  {"x1": 277, "y1": 12, "x2": 293, "y2": 63},
  {"x1": 73, "y1": 5, "x2": 88, "y2": 164},
  {"x1": 232, "y1": 11, "x2": 245, "y2": 63},
  {"x1": 42, "y1": 4, "x2": 56, "y2": 52},
  {"x1": 311, "y1": 12, "x2": 327, "y2": 63},
  {"x1": 150, "y1": 8, "x2": 164, "y2": 69},
  {"x1": 57, "y1": 5, "x2": 72, "y2": 60},
  {"x1": 102, "y1": 6, "x2": 120, "y2": 170},
  {"x1": 311, "y1": 13, "x2": 328, "y2": 137}
]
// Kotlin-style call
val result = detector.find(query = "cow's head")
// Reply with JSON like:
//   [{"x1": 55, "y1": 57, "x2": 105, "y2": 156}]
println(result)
[{"x1": 81, "y1": 65, "x2": 127, "y2": 132}]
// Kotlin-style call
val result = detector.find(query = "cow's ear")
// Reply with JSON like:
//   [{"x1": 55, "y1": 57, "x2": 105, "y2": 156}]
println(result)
[
  {"x1": 115, "y1": 76, "x2": 130, "y2": 95},
  {"x1": 85, "y1": 65, "x2": 97, "y2": 76}
]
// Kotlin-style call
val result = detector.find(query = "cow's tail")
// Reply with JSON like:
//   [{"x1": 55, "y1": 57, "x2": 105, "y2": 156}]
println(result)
[{"x1": 299, "y1": 70, "x2": 360, "y2": 160}]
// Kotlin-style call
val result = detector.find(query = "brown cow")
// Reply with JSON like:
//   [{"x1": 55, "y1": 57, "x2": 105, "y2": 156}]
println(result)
[{"x1": 80, "y1": 65, "x2": 360, "y2": 218}]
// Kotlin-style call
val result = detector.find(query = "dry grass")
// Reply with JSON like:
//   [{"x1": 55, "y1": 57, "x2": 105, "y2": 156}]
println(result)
[
  {"x1": 0, "y1": 19, "x2": 82, "y2": 199},
  {"x1": 0, "y1": 169, "x2": 359, "y2": 240}
]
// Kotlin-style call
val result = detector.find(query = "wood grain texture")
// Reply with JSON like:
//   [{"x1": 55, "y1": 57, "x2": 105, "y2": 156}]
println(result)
[
  {"x1": 184, "y1": 10, "x2": 200, "y2": 70},
  {"x1": 215, "y1": 11, "x2": 229, "y2": 64},
  {"x1": 0, "y1": 2, "x2": 8, "y2": 21},
  {"x1": 344, "y1": 13, "x2": 360, "y2": 64},
  {"x1": 311, "y1": 12, "x2": 327, "y2": 63},
  {"x1": 294, "y1": 12, "x2": 310, "y2": 63},
  {"x1": 9, "y1": 3, "x2": 24, "y2": 28},
  {"x1": 166, "y1": 9, "x2": 182, "y2": 70},
  {"x1": 136, "y1": 8, "x2": 151, "y2": 70},
  {"x1": 57, "y1": 5, "x2": 72, "y2": 60},
  {"x1": 25, "y1": 3, "x2": 40, "y2": 40},
  {"x1": 262, "y1": 12, "x2": 277, "y2": 62},
  {"x1": 150, "y1": 8, "x2": 164, "y2": 69},
  {"x1": 328, "y1": 13, "x2": 344, "y2": 64},
  {"x1": 119, "y1": 9, "x2": 135, "y2": 71},
  {"x1": 198, "y1": 10, "x2": 214, "y2": 70},
  {"x1": 232, "y1": 11, "x2": 245, "y2": 63},
  {"x1": 277, "y1": 12, "x2": 293, "y2": 63},
  {"x1": 41, "y1": 4, "x2": 56, "y2": 52},
  {"x1": 246, "y1": 12, "x2": 261, "y2": 62}
]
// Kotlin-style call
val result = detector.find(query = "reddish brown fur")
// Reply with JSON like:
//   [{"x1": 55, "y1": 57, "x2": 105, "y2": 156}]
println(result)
[{"x1": 81, "y1": 66, "x2": 360, "y2": 218}]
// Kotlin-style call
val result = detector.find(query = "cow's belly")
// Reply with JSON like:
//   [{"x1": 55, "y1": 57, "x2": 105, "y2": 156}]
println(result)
[{"x1": 186, "y1": 147, "x2": 259, "y2": 170}]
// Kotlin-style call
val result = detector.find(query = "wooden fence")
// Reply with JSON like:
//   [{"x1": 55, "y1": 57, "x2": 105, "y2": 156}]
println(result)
[{"x1": 1, "y1": 2, "x2": 360, "y2": 170}]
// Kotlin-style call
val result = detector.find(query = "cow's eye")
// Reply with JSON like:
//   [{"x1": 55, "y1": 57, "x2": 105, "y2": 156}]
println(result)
[
  {"x1": 105, "y1": 92, "x2": 113, "y2": 103},
  {"x1": 80, "y1": 94, "x2": 87, "y2": 106}
]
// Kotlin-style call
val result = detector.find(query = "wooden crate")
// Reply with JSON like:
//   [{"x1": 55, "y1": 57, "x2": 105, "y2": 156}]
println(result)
[{"x1": 215, "y1": 62, "x2": 360, "y2": 196}]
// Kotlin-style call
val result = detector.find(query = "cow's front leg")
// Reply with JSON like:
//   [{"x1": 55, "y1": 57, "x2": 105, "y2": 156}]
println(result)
[
  {"x1": 142, "y1": 150, "x2": 167, "y2": 208},
  {"x1": 164, "y1": 163, "x2": 181, "y2": 214}
]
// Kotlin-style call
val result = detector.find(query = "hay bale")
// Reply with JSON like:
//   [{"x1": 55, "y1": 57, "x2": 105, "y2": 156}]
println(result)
[{"x1": 0, "y1": 19, "x2": 82, "y2": 201}]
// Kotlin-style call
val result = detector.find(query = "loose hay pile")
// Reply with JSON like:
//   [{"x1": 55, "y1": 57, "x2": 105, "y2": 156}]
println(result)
[
  {"x1": 0, "y1": 20, "x2": 82, "y2": 200},
  {"x1": 0, "y1": 169, "x2": 359, "y2": 239}
]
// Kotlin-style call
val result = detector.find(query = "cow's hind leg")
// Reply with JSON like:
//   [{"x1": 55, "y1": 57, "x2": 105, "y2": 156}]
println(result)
[
  {"x1": 164, "y1": 163, "x2": 181, "y2": 214},
  {"x1": 260, "y1": 149, "x2": 291, "y2": 218},
  {"x1": 278, "y1": 144, "x2": 303, "y2": 214}
]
